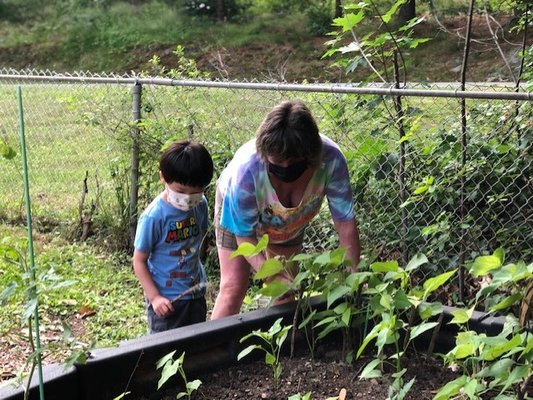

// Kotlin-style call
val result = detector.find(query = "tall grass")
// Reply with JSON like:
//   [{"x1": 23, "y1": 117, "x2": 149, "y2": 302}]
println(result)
[{"x1": 0, "y1": 1, "x2": 314, "y2": 73}]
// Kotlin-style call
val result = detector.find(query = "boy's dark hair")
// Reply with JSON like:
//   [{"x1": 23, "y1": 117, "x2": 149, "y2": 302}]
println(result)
[
  {"x1": 160, "y1": 140, "x2": 214, "y2": 188},
  {"x1": 256, "y1": 100, "x2": 322, "y2": 166}
]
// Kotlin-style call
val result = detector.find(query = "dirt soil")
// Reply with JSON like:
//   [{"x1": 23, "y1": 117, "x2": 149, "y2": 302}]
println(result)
[{"x1": 151, "y1": 344, "x2": 459, "y2": 400}]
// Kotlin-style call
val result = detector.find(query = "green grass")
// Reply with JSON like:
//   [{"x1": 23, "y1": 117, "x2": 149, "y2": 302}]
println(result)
[
  {"x1": 0, "y1": 1, "x2": 313, "y2": 73},
  {"x1": 0, "y1": 84, "x2": 131, "y2": 222},
  {"x1": 1, "y1": 80, "x2": 514, "y2": 224},
  {"x1": 0, "y1": 224, "x2": 146, "y2": 346}
]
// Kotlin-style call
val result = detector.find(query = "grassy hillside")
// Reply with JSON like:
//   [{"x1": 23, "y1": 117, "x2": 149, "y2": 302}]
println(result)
[{"x1": 0, "y1": 0, "x2": 530, "y2": 82}]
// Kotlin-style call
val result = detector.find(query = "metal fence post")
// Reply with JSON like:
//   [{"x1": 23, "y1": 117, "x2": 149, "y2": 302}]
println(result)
[
  {"x1": 130, "y1": 81, "x2": 142, "y2": 249},
  {"x1": 458, "y1": 0, "x2": 475, "y2": 302},
  {"x1": 393, "y1": 52, "x2": 409, "y2": 266}
]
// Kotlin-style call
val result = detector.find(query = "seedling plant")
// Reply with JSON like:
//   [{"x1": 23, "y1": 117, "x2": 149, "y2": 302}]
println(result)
[
  {"x1": 156, "y1": 350, "x2": 202, "y2": 400},
  {"x1": 238, "y1": 317, "x2": 291, "y2": 391}
]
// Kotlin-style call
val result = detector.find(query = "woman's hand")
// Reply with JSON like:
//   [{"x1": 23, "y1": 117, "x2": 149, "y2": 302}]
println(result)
[{"x1": 151, "y1": 295, "x2": 174, "y2": 317}]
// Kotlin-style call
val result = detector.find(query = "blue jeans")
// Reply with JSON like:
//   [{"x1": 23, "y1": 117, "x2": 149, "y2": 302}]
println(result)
[{"x1": 146, "y1": 297, "x2": 207, "y2": 334}]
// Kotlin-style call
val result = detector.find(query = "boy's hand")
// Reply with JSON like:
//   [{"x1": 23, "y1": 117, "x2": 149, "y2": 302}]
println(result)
[{"x1": 151, "y1": 295, "x2": 174, "y2": 317}]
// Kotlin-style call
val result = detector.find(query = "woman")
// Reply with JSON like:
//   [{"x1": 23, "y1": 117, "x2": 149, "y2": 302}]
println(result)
[{"x1": 211, "y1": 100, "x2": 361, "y2": 319}]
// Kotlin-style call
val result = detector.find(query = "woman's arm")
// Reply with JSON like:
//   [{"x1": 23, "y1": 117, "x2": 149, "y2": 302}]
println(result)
[{"x1": 333, "y1": 218, "x2": 361, "y2": 272}]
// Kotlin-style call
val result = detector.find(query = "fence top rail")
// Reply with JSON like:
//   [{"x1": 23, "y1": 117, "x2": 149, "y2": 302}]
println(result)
[{"x1": 0, "y1": 73, "x2": 531, "y2": 101}]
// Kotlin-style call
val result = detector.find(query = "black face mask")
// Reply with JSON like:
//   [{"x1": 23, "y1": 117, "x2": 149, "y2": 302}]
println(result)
[{"x1": 268, "y1": 160, "x2": 308, "y2": 183}]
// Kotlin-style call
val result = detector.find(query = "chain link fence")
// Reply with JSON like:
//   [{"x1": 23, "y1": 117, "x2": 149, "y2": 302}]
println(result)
[{"x1": 0, "y1": 68, "x2": 531, "y2": 296}]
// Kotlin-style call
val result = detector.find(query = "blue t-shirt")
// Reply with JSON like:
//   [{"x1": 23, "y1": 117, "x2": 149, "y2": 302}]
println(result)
[
  {"x1": 134, "y1": 193, "x2": 208, "y2": 300},
  {"x1": 218, "y1": 135, "x2": 355, "y2": 243}
]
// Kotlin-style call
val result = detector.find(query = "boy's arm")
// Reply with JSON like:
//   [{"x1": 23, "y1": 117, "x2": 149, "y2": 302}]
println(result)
[{"x1": 132, "y1": 250, "x2": 173, "y2": 317}]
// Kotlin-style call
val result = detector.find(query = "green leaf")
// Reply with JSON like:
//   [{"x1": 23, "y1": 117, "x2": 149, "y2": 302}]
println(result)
[
  {"x1": 156, "y1": 350, "x2": 177, "y2": 369},
  {"x1": 327, "y1": 285, "x2": 351, "y2": 309},
  {"x1": 494, "y1": 248, "x2": 505, "y2": 264},
  {"x1": 298, "y1": 309, "x2": 317, "y2": 330},
  {"x1": 158, "y1": 359, "x2": 180, "y2": 389},
  {"x1": 521, "y1": 335, "x2": 533, "y2": 356},
  {"x1": 0, "y1": 143, "x2": 17, "y2": 160},
  {"x1": 481, "y1": 334, "x2": 522, "y2": 361},
  {"x1": 500, "y1": 365, "x2": 529, "y2": 393},
  {"x1": 359, "y1": 359, "x2": 382, "y2": 379},
  {"x1": 237, "y1": 345, "x2": 260, "y2": 361},
  {"x1": 453, "y1": 343, "x2": 475, "y2": 359},
  {"x1": 23, "y1": 298, "x2": 38, "y2": 321},
  {"x1": 314, "y1": 315, "x2": 337, "y2": 328},
  {"x1": 405, "y1": 253, "x2": 428, "y2": 272},
  {"x1": 113, "y1": 392, "x2": 131, "y2": 400},
  {"x1": 433, "y1": 375, "x2": 468, "y2": 400},
  {"x1": 449, "y1": 307, "x2": 474, "y2": 324},
  {"x1": 231, "y1": 242, "x2": 257, "y2": 258},
  {"x1": 357, "y1": 326, "x2": 379, "y2": 358},
  {"x1": 410, "y1": 322, "x2": 439, "y2": 340},
  {"x1": 371, "y1": 261, "x2": 399, "y2": 273},
  {"x1": 380, "y1": 293, "x2": 393, "y2": 310},
  {"x1": 265, "y1": 352, "x2": 275, "y2": 366},
  {"x1": 276, "y1": 326, "x2": 290, "y2": 348},
  {"x1": 231, "y1": 235, "x2": 268, "y2": 258},
  {"x1": 489, "y1": 293, "x2": 522, "y2": 311},
  {"x1": 382, "y1": 0, "x2": 408, "y2": 23},
  {"x1": 259, "y1": 280, "x2": 289, "y2": 298},
  {"x1": 288, "y1": 393, "x2": 312, "y2": 400},
  {"x1": 477, "y1": 358, "x2": 513, "y2": 378},
  {"x1": 187, "y1": 379, "x2": 202, "y2": 391},
  {"x1": 341, "y1": 307, "x2": 351, "y2": 326},
  {"x1": 413, "y1": 185, "x2": 429, "y2": 195},
  {"x1": 476, "y1": 283, "x2": 500, "y2": 302},
  {"x1": 469, "y1": 255, "x2": 502, "y2": 277},
  {"x1": 62, "y1": 321, "x2": 73, "y2": 342},
  {"x1": 332, "y1": 11, "x2": 365, "y2": 32},
  {"x1": 329, "y1": 248, "x2": 346, "y2": 266},
  {"x1": 291, "y1": 253, "x2": 315, "y2": 262},
  {"x1": 418, "y1": 302, "x2": 442, "y2": 320},
  {"x1": 255, "y1": 258, "x2": 284, "y2": 280},
  {"x1": 393, "y1": 290, "x2": 411, "y2": 310},
  {"x1": 423, "y1": 270, "x2": 456, "y2": 298},
  {"x1": 0, "y1": 282, "x2": 17, "y2": 305},
  {"x1": 463, "y1": 377, "x2": 478, "y2": 398},
  {"x1": 409, "y1": 38, "x2": 431, "y2": 48}
]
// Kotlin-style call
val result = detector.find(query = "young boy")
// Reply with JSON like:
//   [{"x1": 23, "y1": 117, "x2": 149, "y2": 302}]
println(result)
[{"x1": 133, "y1": 139, "x2": 214, "y2": 333}]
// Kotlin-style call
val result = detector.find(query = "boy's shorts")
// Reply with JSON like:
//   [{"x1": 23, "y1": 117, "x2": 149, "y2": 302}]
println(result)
[
  {"x1": 147, "y1": 297, "x2": 207, "y2": 334},
  {"x1": 214, "y1": 187, "x2": 304, "y2": 250}
]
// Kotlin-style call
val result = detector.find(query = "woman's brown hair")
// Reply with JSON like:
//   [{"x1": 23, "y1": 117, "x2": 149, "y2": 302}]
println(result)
[{"x1": 256, "y1": 100, "x2": 322, "y2": 166}]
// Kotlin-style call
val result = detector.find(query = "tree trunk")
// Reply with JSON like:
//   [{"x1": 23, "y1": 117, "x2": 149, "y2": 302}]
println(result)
[
  {"x1": 334, "y1": 0, "x2": 343, "y2": 18},
  {"x1": 217, "y1": 0, "x2": 226, "y2": 22},
  {"x1": 397, "y1": 0, "x2": 416, "y2": 24}
]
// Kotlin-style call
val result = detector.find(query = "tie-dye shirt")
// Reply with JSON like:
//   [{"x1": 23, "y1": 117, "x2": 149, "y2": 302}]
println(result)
[{"x1": 218, "y1": 135, "x2": 355, "y2": 244}]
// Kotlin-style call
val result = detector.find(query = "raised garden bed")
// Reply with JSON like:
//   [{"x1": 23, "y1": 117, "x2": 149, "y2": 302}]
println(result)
[{"x1": 0, "y1": 297, "x2": 506, "y2": 400}]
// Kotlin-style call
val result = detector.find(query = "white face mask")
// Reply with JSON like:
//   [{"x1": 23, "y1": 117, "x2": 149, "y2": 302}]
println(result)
[{"x1": 166, "y1": 186, "x2": 203, "y2": 211}]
